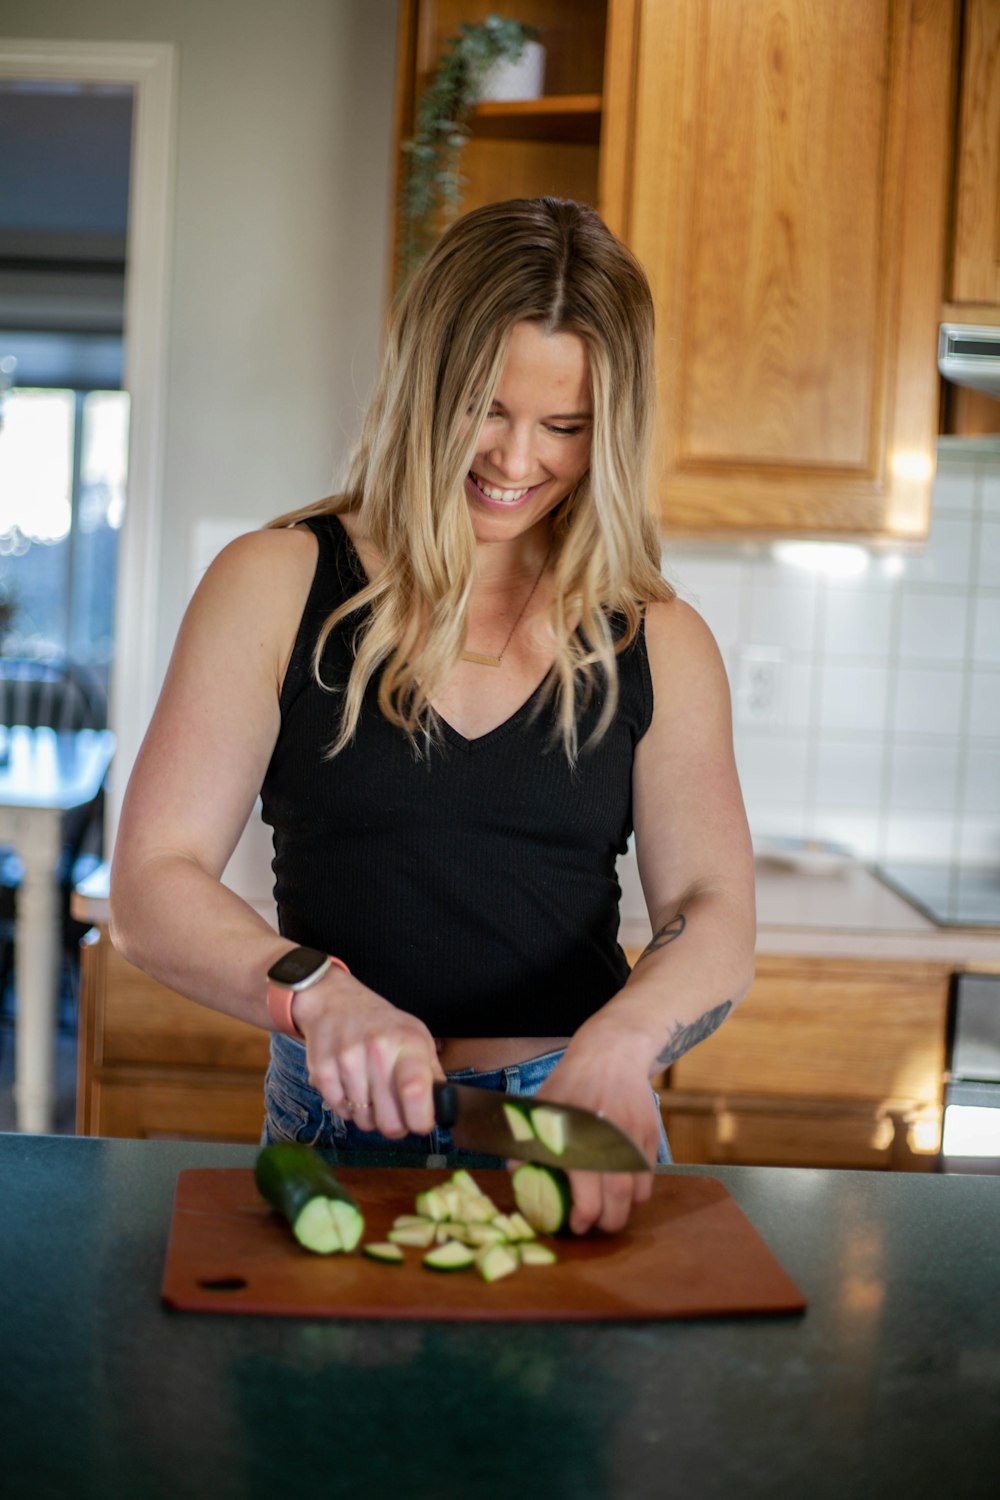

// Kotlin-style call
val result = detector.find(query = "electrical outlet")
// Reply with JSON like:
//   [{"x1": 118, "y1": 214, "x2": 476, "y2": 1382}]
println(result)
[{"x1": 732, "y1": 647, "x2": 787, "y2": 727}]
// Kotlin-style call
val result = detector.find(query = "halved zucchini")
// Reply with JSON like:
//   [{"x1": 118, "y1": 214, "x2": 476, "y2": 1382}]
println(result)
[
  {"x1": 254, "y1": 1144, "x2": 365, "y2": 1254},
  {"x1": 511, "y1": 1163, "x2": 573, "y2": 1235}
]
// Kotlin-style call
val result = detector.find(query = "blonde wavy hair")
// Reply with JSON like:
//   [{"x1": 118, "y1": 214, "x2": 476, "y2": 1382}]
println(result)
[{"x1": 270, "y1": 196, "x2": 673, "y2": 761}]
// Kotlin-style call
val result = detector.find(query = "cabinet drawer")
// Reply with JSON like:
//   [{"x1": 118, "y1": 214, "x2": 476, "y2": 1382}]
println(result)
[{"x1": 668, "y1": 956, "x2": 952, "y2": 1108}]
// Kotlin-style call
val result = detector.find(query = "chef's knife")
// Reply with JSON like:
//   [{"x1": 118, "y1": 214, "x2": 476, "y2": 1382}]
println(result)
[{"x1": 432, "y1": 1080, "x2": 650, "y2": 1172}]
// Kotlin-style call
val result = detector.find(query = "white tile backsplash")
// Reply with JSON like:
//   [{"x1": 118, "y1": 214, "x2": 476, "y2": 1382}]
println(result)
[
  {"x1": 898, "y1": 514, "x2": 975, "y2": 586},
  {"x1": 887, "y1": 742, "x2": 962, "y2": 812},
  {"x1": 822, "y1": 588, "x2": 894, "y2": 659},
  {"x1": 898, "y1": 591, "x2": 970, "y2": 663},
  {"x1": 963, "y1": 745, "x2": 1000, "y2": 815},
  {"x1": 667, "y1": 447, "x2": 1000, "y2": 865},
  {"x1": 972, "y1": 596, "x2": 1000, "y2": 663},
  {"x1": 968, "y1": 669, "x2": 1000, "y2": 737},
  {"x1": 819, "y1": 662, "x2": 891, "y2": 734},
  {"x1": 893, "y1": 666, "x2": 964, "y2": 736},
  {"x1": 815, "y1": 738, "x2": 886, "y2": 809},
  {"x1": 976, "y1": 520, "x2": 1000, "y2": 591}
]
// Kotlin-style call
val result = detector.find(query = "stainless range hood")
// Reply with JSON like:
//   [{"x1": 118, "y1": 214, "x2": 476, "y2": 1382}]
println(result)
[{"x1": 939, "y1": 323, "x2": 1000, "y2": 398}]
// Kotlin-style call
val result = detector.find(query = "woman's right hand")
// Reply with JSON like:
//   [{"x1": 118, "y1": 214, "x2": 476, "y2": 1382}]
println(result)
[{"x1": 291, "y1": 966, "x2": 444, "y2": 1138}]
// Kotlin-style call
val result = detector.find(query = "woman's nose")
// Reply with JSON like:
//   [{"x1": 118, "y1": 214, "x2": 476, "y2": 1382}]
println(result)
[{"x1": 486, "y1": 429, "x2": 533, "y2": 481}]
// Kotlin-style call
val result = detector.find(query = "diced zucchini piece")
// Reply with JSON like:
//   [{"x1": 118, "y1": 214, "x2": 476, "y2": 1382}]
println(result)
[
  {"x1": 440, "y1": 1186, "x2": 462, "y2": 1218},
  {"x1": 392, "y1": 1214, "x2": 433, "y2": 1230},
  {"x1": 503, "y1": 1102, "x2": 536, "y2": 1143},
  {"x1": 423, "y1": 1240, "x2": 477, "y2": 1271},
  {"x1": 388, "y1": 1221, "x2": 438, "y2": 1249},
  {"x1": 491, "y1": 1213, "x2": 517, "y2": 1239},
  {"x1": 448, "y1": 1169, "x2": 481, "y2": 1196},
  {"x1": 467, "y1": 1223, "x2": 506, "y2": 1248},
  {"x1": 362, "y1": 1242, "x2": 405, "y2": 1264},
  {"x1": 414, "y1": 1188, "x2": 451, "y2": 1222},
  {"x1": 519, "y1": 1243, "x2": 558, "y2": 1267},
  {"x1": 462, "y1": 1194, "x2": 500, "y2": 1224},
  {"x1": 529, "y1": 1106, "x2": 568, "y2": 1156},
  {"x1": 512, "y1": 1163, "x2": 573, "y2": 1235},
  {"x1": 476, "y1": 1244, "x2": 520, "y2": 1283},
  {"x1": 507, "y1": 1212, "x2": 537, "y2": 1242}
]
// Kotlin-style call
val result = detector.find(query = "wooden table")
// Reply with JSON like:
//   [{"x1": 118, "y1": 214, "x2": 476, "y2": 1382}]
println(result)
[
  {"x1": 2, "y1": 1135, "x2": 998, "y2": 1500},
  {"x1": 0, "y1": 724, "x2": 115, "y2": 1131}
]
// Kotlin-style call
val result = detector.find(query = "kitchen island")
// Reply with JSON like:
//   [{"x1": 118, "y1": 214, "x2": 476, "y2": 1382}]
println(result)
[{"x1": 2, "y1": 1134, "x2": 997, "y2": 1500}]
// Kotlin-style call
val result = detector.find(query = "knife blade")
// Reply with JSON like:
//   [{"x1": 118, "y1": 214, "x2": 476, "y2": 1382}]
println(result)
[{"x1": 432, "y1": 1080, "x2": 650, "y2": 1172}]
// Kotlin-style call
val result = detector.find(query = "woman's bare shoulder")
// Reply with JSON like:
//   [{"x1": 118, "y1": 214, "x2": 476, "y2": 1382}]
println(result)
[{"x1": 643, "y1": 595, "x2": 724, "y2": 668}]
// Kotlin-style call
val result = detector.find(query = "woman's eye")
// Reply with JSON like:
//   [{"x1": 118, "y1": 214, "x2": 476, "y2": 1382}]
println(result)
[{"x1": 547, "y1": 423, "x2": 584, "y2": 437}]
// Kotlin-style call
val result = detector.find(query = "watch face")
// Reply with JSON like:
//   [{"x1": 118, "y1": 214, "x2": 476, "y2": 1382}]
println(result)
[{"x1": 268, "y1": 946, "x2": 330, "y2": 987}]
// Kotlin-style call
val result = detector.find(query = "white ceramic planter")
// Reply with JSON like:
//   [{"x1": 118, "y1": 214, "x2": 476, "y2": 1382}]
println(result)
[{"x1": 475, "y1": 41, "x2": 546, "y2": 102}]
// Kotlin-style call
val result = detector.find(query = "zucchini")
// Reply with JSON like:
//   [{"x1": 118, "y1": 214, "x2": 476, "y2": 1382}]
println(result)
[
  {"x1": 362, "y1": 1242, "x2": 405, "y2": 1264},
  {"x1": 502, "y1": 1102, "x2": 536, "y2": 1143},
  {"x1": 476, "y1": 1243, "x2": 519, "y2": 1282},
  {"x1": 511, "y1": 1163, "x2": 573, "y2": 1235},
  {"x1": 423, "y1": 1240, "x2": 477, "y2": 1271},
  {"x1": 255, "y1": 1144, "x2": 365, "y2": 1254},
  {"x1": 529, "y1": 1106, "x2": 568, "y2": 1156},
  {"x1": 388, "y1": 1221, "x2": 438, "y2": 1249},
  {"x1": 519, "y1": 1243, "x2": 558, "y2": 1267}
]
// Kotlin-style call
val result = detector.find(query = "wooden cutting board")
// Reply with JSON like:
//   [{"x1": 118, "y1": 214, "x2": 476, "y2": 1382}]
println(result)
[{"x1": 161, "y1": 1168, "x2": 806, "y2": 1321}]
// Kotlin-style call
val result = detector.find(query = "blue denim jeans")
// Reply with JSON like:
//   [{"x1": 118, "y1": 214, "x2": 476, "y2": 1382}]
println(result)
[{"x1": 262, "y1": 1032, "x2": 672, "y2": 1165}]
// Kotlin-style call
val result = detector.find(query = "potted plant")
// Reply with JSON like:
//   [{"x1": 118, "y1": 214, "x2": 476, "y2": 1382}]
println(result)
[{"x1": 397, "y1": 13, "x2": 542, "y2": 283}]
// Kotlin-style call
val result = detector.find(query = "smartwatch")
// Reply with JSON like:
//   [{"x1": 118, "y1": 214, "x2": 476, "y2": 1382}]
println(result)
[{"x1": 266, "y1": 946, "x2": 350, "y2": 1039}]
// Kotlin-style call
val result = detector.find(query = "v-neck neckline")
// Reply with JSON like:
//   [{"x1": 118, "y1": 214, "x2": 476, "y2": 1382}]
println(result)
[{"x1": 330, "y1": 514, "x2": 554, "y2": 753}]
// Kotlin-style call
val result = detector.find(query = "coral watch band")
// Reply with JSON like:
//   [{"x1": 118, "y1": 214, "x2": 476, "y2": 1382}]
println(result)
[{"x1": 266, "y1": 955, "x2": 350, "y2": 1040}]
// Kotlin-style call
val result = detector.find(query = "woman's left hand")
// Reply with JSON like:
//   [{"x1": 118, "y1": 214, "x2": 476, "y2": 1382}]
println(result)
[{"x1": 531, "y1": 1028, "x2": 660, "y2": 1235}]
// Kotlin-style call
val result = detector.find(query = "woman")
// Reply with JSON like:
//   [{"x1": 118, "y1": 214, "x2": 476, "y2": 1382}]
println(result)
[{"x1": 110, "y1": 198, "x2": 755, "y2": 1234}]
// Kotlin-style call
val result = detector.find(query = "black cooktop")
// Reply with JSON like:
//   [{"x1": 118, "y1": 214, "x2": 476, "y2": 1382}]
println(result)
[{"x1": 874, "y1": 861, "x2": 1000, "y2": 929}]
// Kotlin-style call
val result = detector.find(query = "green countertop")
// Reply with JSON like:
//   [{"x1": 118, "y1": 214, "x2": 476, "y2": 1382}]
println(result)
[{"x1": 2, "y1": 1134, "x2": 998, "y2": 1500}]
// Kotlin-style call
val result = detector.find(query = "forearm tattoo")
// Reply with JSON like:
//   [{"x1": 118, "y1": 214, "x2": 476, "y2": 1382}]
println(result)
[
  {"x1": 635, "y1": 912, "x2": 686, "y2": 965},
  {"x1": 656, "y1": 1001, "x2": 733, "y2": 1069}
]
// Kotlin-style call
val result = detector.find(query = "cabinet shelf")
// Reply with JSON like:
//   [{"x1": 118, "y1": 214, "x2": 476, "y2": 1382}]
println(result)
[{"x1": 469, "y1": 94, "x2": 602, "y2": 143}]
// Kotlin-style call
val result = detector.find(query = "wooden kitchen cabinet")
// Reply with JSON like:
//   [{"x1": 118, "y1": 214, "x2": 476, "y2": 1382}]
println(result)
[
  {"x1": 602, "y1": 0, "x2": 957, "y2": 540},
  {"x1": 946, "y1": 0, "x2": 1000, "y2": 316},
  {"x1": 657, "y1": 954, "x2": 954, "y2": 1171},
  {"x1": 76, "y1": 923, "x2": 270, "y2": 1142},
  {"x1": 393, "y1": 0, "x2": 959, "y2": 540}
]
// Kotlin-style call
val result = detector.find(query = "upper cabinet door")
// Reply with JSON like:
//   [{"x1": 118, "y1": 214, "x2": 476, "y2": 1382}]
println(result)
[
  {"x1": 950, "y1": 0, "x2": 1000, "y2": 309},
  {"x1": 601, "y1": 0, "x2": 957, "y2": 539}
]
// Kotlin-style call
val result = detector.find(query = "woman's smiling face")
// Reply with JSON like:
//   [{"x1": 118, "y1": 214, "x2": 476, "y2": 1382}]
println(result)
[{"x1": 464, "y1": 320, "x2": 592, "y2": 544}]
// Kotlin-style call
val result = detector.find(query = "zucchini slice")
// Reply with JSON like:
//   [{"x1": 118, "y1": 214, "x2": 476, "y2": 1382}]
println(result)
[
  {"x1": 519, "y1": 1243, "x2": 558, "y2": 1267},
  {"x1": 423, "y1": 1240, "x2": 477, "y2": 1271},
  {"x1": 502, "y1": 1102, "x2": 536, "y2": 1143},
  {"x1": 511, "y1": 1163, "x2": 573, "y2": 1235},
  {"x1": 255, "y1": 1144, "x2": 365, "y2": 1254},
  {"x1": 528, "y1": 1106, "x2": 568, "y2": 1156},
  {"x1": 362, "y1": 1242, "x2": 405, "y2": 1264}
]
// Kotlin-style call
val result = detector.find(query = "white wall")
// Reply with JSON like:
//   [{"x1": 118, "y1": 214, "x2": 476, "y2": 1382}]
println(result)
[
  {"x1": 3, "y1": 0, "x2": 398, "y2": 673},
  {"x1": 3, "y1": 0, "x2": 400, "y2": 910}
]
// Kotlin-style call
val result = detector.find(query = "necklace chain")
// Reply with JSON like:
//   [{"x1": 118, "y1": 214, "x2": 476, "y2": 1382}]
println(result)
[{"x1": 461, "y1": 548, "x2": 551, "y2": 668}]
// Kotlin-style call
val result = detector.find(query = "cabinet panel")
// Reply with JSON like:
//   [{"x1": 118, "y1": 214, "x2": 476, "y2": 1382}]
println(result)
[
  {"x1": 605, "y1": 0, "x2": 957, "y2": 538},
  {"x1": 668, "y1": 956, "x2": 951, "y2": 1107},
  {"x1": 950, "y1": 0, "x2": 1000, "y2": 305}
]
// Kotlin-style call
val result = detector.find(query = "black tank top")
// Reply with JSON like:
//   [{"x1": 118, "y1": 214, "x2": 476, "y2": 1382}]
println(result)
[{"x1": 259, "y1": 514, "x2": 654, "y2": 1036}]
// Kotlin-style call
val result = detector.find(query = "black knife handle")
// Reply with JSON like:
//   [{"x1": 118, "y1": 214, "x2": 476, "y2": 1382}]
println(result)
[{"x1": 432, "y1": 1080, "x2": 457, "y2": 1128}]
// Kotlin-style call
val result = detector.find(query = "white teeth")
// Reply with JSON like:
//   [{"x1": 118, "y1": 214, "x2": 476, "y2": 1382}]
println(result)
[{"x1": 472, "y1": 472, "x2": 531, "y2": 503}]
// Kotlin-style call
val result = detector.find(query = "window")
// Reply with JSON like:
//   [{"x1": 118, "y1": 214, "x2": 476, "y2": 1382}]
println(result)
[{"x1": 0, "y1": 383, "x2": 128, "y2": 713}]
